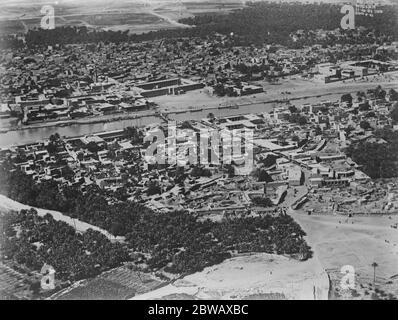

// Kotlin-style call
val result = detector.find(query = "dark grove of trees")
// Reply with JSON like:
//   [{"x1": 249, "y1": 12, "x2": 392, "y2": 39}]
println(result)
[
  {"x1": 123, "y1": 126, "x2": 144, "y2": 145},
  {"x1": 127, "y1": 212, "x2": 312, "y2": 274},
  {"x1": 2, "y1": 3, "x2": 396, "y2": 50},
  {"x1": 251, "y1": 196, "x2": 273, "y2": 207},
  {"x1": 390, "y1": 101, "x2": 398, "y2": 124},
  {"x1": 0, "y1": 159, "x2": 312, "y2": 276},
  {"x1": 288, "y1": 113, "x2": 308, "y2": 126},
  {"x1": 0, "y1": 209, "x2": 129, "y2": 282},
  {"x1": 252, "y1": 168, "x2": 273, "y2": 183},
  {"x1": 341, "y1": 93, "x2": 353, "y2": 106},
  {"x1": 24, "y1": 26, "x2": 129, "y2": 48},
  {"x1": 346, "y1": 128, "x2": 398, "y2": 179},
  {"x1": 259, "y1": 154, "x2": 279, "y2": 167},
  {"x1": 190, "y1": 165, "x2": 212, "y2": 177},
  {"x1": 390, "y1": 89, "x2": 398, "y2": 102},
  {"x1": 179, "y1": 2, "x2": 398, "y2": 46},
  {"x1": 0, "y1": 35, "x2": 24, "y2": 50}
]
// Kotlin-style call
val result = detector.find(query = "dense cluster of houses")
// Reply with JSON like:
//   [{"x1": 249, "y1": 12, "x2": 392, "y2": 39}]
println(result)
[
  {"x1": 2, "y1": 86, "x2": 396, "y2": 215},
  {"x1": 1, "y1": 31, "x2": 397, "y2": 125}
]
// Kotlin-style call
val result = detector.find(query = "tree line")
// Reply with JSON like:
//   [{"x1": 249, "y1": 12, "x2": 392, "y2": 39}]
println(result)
[
  {"x1": 0, "y1": 209, "x2": 129, "y2": 284},
  {"x1": 2, "y1": 3, "x2": 396, "y2": 50},
  {"x1": 346, "y1": 128, "x2": 398, "y2": 179},
  {"x1": 0, "y1": 157, "x2": 312, "y2": 277}
]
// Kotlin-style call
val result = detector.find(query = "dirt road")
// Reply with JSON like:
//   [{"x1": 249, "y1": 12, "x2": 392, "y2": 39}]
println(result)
[{"x1": 0, "y1": 194, "x2": 124, "y2": 243}]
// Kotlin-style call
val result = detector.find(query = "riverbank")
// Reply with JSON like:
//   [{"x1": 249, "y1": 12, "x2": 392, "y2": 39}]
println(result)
[
  {"x1": 5, "y1": 79, "x2": 394, "y2": 134},
  {"x1": 0, "y1": 110, "x2": 158, "y2": 133},
  {"x1": 1, "y1": 74, "x2": 397, "y2": 148}
]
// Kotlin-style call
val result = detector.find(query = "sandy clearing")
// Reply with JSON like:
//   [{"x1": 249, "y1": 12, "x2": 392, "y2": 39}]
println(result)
[
  {"x1": 149, "y1": 9, "x2": 193, "y2": 29},
  {"x1": 154, "y1": 73, "x2": 398, "y2": 113},
  {"x1": 131, "y1": 253, "x2": 330, "y2": 300},
  {"x1": 288, "y1": 208, "x2": 398, "y2": 280},
  {"x1": 281, "y1": 185, "x2": 398, "y2": 297}
]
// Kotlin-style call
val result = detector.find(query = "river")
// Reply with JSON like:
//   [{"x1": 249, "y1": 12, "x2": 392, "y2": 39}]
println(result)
[
  {"x1": 0, "y1": 103, "x2": 280, "y2": 148},
  {"x1": 0, "y1": 116, "x2": 161, "y2": 148},
  {"x1": 0, "y1": 93, "x2": 343, "y2": 148}
]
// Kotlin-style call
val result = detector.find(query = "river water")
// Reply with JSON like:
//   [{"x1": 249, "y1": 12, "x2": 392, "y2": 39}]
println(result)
[
  {"x1": 0, "y1": 116, "x2": 161, "y2": 148},
  {"x1": 0, "y1": 103, "x2": 280, "y2": 148},
  {"x1": 0, "y1": 93, "x2": 340, "y2": 148}
]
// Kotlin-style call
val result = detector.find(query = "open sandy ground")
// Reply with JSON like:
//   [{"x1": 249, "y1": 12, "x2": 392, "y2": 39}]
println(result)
[
  {"x1": 0, "y1": 195, "x2": 330, "y2": 300},
  {"x1": 289, "y1": 209, "x2": 398, "y2": 280},
  {"x1": 154, "y1": 72, "x2": 398, "y2": 113},
  {"x1": 285, "y1": 181, "x2": 398, "y2": 298},
  {"x1": 131, "y1": 253, "x2": 330, "y2": 300}
]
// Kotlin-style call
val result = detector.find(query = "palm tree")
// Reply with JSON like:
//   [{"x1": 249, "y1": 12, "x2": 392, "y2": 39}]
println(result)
[{"x1": 371, "y1": 262, "x2": 378, "y2": 287}]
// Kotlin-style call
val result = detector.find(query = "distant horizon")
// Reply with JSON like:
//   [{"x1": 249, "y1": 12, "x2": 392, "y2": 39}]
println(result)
[{"x1": 1, "y1": 0, "x2": 397, "y2": 5}]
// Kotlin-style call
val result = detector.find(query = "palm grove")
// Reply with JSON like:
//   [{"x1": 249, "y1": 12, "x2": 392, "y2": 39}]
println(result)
[{"x1": 0, "y1": 149, "x2": 312, "y2": 294}]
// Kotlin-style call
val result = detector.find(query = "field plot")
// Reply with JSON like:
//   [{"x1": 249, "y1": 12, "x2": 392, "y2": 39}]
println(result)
[
  {"x1": 0, "y1": 263, "x2": 25, "y2": 299},
  {"x1": 0, "y1": 262, "x2": 37, "y2": 300},
  {"x1": 0, "y1": 0, "x2": 246, "y2": 35},
  {"x1": 0, "y1": 20, "x2": 25, "y2": 34},
  {"x1": 2, "y1": 13, "x2": 168, "y2": 35},
  {"x1": 61, "y1": 13, "x2": 162, "y2": 27},
  {"x1": 54, "y1": 265, "x2": 165, "y2": 300},
  {"x1": 155, "y1": 0, "x2": 244, "y2": 20},
  {"x1": 0, "y1": 1, "x2": 170, "y2": 34}
]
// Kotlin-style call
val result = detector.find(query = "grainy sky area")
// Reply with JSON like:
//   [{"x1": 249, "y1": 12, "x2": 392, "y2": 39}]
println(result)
[{"x1": 2, "y1": 0, "x2": 397, "y2": 4}]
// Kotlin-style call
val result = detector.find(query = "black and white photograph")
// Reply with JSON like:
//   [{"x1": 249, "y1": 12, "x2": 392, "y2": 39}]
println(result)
[{"x1": 0, "y1": 0, "x2": 397, "y2": 304}]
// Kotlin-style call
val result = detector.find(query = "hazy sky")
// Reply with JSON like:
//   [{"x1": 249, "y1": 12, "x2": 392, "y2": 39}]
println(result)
[{"x1": 2, "y1": 0, "x2": 396, "y2": 6}]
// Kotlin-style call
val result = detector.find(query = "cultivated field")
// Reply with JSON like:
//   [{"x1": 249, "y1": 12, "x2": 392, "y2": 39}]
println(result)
[
  {"x1": 0, "y1": 262, "x2": 28, "y2": 300},
  {"x1": 53, "y1": 265, "x2": 165, "y2": 300},
  {"x1": 0, "y1": 0, "x2": 244, "y2": 34}
]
